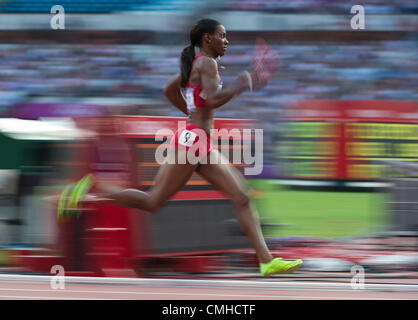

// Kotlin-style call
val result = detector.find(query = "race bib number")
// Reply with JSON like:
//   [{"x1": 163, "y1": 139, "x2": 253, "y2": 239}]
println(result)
[
  {"x1": 186, "y1": 89, "x2": 196, "y2": 113},
  {"x1": 179, "y1": 129, "x2": 197, "y2": 147}
]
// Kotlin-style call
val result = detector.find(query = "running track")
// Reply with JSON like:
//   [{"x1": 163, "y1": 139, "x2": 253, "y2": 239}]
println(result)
[{"x1": 0, "y1": 272, "x2": 417, "y2": 300}]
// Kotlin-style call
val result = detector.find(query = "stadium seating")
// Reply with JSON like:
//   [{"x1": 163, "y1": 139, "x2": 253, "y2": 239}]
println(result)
[
  {"x1": 0, "y1": 0, "x2": 416, "y2": 13},
  {"x1": 1, "y1": 40, "x2": 417, "y2": 164},
  {"x1": 0, "y1": 0, "x2": 198, "y2": 13}
]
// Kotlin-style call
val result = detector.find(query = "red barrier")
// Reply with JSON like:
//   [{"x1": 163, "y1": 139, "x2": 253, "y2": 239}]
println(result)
[
  {"x1": 54, "y1": 116, "x2": 140, "y2": 277},
  {"x1": 82, "y1": 203, "x2": 137, "y2": 277}
]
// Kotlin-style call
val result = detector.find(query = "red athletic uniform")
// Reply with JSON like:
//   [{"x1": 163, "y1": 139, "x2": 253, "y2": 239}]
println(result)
[{"x1": 171, "y1": 54, "x2": 222, "y2": 157}]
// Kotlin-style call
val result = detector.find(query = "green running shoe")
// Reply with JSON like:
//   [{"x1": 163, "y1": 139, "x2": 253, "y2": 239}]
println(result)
[
  {"x1": 57, "y1": 174, "x2": 94, "y2": 222},
  {"x1": 260, "y1": 258, "x2": 303, "y2": 277},
  {"x1": 57, "y1": 183, "x2": 75, "y2": 222},
  {"x1": 68, "y1": 174, "x2": 94, "y2": 218}
]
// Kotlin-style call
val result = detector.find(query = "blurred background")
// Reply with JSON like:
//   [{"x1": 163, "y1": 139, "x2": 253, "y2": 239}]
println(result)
[{"x1": 0, "y1": 0, "x2": 417, "y2": 277}]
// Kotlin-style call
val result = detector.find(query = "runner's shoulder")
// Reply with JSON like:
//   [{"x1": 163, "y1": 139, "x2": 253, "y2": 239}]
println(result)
[{"x1": 195, "y1": 55, "x2": 218, "y2": 73}]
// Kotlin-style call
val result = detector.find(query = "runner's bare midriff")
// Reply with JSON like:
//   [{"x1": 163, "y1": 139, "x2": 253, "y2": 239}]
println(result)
[{"x1": 187, "y1": 109, "x2": 214, "y2": 134}]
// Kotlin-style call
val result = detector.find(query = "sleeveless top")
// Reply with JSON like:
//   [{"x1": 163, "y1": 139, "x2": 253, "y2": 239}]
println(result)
[{"x1": 185, "y1": 54, "x2": 223, "y2": 114}]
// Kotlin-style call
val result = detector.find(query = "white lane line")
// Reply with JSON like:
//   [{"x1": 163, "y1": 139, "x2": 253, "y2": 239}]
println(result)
[
  {"x1": 0, "y1": 287, "x2": 416, "y2": 300},
  {"x1": 0, "y1": 293, "x2": 413, "y2": 301}
]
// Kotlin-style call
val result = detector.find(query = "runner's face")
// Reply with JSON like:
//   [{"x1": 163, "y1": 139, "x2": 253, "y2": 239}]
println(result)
[{"x1": 210, "y1": 25, "x2": 228, "y2": 57}]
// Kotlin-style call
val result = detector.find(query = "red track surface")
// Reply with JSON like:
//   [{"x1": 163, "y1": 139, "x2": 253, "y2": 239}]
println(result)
[{"x1": 0, "y1": 272, "x2": 417, "y2": 300}]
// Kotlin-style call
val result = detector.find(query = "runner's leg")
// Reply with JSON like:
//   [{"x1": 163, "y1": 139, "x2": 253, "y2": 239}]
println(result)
[
  {"x1": 196, "y1": 149, "x2": 273, "y2": 264},
  {"x1": 97, "y1": 147, "x2": 198, "y2": 213}
]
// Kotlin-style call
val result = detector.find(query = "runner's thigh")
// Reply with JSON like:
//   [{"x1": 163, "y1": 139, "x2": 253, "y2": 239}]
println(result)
[
  {"x1": 196, "y1": 149, "x2": 249, "y2": 199},
  {"x1": 151, "y1": 146, "x2": 199, "y2": 204}
]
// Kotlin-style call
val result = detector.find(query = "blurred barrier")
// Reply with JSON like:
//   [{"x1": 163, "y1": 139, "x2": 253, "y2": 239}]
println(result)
[
  {"x1": 0, "y1": 118, "x2": 93, "y2": 246},
  {"x1": 56, "y1": 203, "x2": 136, "y2": 277},
  {"x1": 278, "y1": 100, "x2": 418, "y2": 183},
  {"x1": 384, "y1": 161, "x2": 418, "y2": 236},
  {"x1": 53, "y1": 116, "x2": 138, "y2": 276}
]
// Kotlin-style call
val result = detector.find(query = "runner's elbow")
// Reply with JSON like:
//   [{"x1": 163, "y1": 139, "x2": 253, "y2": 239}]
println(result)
[
  {"x1": 163, "y1": 84, "x2": 171, "y2": 97},
  {"x1": 205, "y1": 98, "x2": 219, "y2": 109}
]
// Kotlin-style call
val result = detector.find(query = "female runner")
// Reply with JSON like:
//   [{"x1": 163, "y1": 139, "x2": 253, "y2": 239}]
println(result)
[{"x1": 62, "y1": 18, "x2": 302, "y2": 276}]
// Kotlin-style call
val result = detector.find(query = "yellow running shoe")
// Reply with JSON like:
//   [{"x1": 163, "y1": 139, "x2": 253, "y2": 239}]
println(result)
[
  {"x1": 57, "y1": 184, "x2": 75, "y2": 222},
  {"x1": 260, "y1": 258, "x2": 303, "y2": 276},
  {"x1": 57, "y1": 174, "x2": 94, "y2": 222},
  {"x1": 68, "y1": 174, "x2": 94, "y2": 218}
]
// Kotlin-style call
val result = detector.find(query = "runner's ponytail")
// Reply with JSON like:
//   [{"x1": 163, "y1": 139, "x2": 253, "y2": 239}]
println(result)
[
  {"x1": 179, "y1": 18, "x2": 221, "y2": 88},
  {"x1": 180, "y1": 44, "x2": 196, "y2": 88}
]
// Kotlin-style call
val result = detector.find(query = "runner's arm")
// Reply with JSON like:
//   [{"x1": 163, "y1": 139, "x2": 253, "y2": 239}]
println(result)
[
  {"x1": 200, "y1": 57, "x2": 250, "y2": 109},
  {"x1": 164, "y1": 74, "x2": 188, "y2": 116}
]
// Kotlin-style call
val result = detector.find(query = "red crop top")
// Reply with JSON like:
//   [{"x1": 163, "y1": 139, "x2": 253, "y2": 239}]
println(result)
[{"x1": 185, "y1": 54, "x2": 223, "y2": 114}]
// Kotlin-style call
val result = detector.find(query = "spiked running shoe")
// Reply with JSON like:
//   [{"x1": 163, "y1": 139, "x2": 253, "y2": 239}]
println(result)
[
  {"x1": 260, "y1": 258, "x2": 303, "y2": 277},
  {"x1": 68, "y1": 174, "x2": 94, "y2": 211},
  {"x1": 57, "y1": 184, "x2": 74, "y2": 222},
  {"x1": 57, "y1": 174, "x2": 94, "y2": 222}
]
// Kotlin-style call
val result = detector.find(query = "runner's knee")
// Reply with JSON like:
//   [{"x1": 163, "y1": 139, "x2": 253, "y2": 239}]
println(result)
[
  {"x1": 232, "y1": 191, "x2": 250, "y2": 209},
  {"x1": 147, "y1": 197, "x2": 165, "y2": 213}
]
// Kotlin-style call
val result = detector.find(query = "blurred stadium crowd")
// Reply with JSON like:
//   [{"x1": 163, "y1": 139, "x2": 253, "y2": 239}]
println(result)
[
  {"x1": 1, "y1": 40, "x2": 417, "y2": 164},
  {"x1": 0, "y1": 0, "x2": 417, "y2": 276},
  {"x1": 221, "y1": 0, "x2": 418, "y2": 14},
  {"x1": 0, "y1": 0, "x2": 416, "y2": 13},
  {"x1": 0, "y1": 0, "x2": 417, "y2": 166}
]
